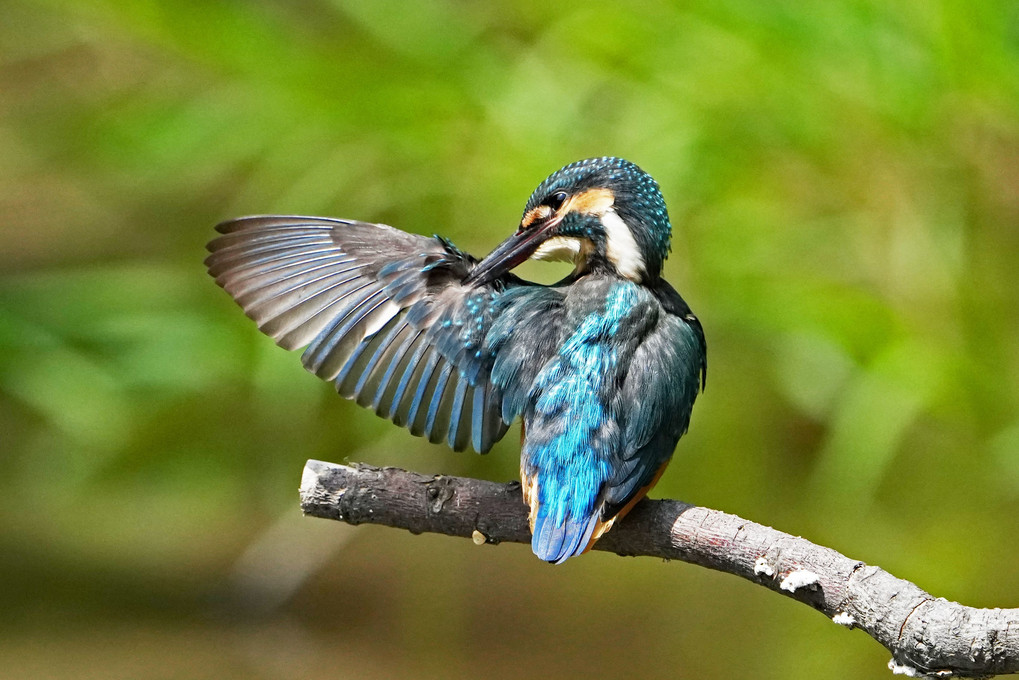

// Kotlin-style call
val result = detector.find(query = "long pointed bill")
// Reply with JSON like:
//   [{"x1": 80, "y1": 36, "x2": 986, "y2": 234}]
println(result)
[{"x1": 463, "y1": 216, "x2": 560, "y2": 286}]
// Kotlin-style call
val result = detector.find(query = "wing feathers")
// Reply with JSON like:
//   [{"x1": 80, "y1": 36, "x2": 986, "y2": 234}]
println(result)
[
  {"x1": 300, "y1": 281, "x2": 383, "y2": 378},
  {"x1": 233, "y1": 258, "x2": 361, "y2": 308},
  {"x1": 406, "y1": 349, "x2": 443, "y2": 437},
  {"x1": 351, "y1": 315, "x2": 411, "y2": 406},
  {"x1": 207, "y1": 214, "x2": 555, "y2": 454},
  {"x1": 374, "y1": 328, "x2": 424, "y2": 418},
  {"x1": 389, "y1": 335, "x2": 433, "y2": 428},
  {"x1": 423, "y1": 362, "x2": 455, "y2": 444}
]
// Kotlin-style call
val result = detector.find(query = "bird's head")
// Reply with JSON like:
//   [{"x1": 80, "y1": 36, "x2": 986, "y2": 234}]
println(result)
[{"x1": 465, "y1": 157, "x2": 672, "y2": 286}]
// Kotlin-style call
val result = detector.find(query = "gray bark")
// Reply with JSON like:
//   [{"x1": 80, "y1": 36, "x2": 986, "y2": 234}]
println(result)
[{"x1": 300, "y1": 459, "x2": 1019, "y2": 679}]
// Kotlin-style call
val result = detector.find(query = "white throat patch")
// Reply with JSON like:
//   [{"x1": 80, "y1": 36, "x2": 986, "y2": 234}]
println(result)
[
  {"x1": 601, "y1": 207, "x2": 645, "y2": 281},
  {"x1": 532, "y1": 236, "x2": 591, "y2": 265}
]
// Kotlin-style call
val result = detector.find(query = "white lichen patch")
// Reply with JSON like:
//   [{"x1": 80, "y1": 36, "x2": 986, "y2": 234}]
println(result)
[
  {"x1": 887, "y1": 659, "x2": 954, "y2": 678},
  {"x1": 832, "y1": 612, "x2": 856, "y2": 627},
  {"x1": 471, "y1": 530, "x2": 487, "y2": 545},
  {"x1": 299, "y1": 465, "x2": 325, "y2": 496},
  {"x1": 888, "y1": 659, "x2": 922, "y2": 677},
  {"x1": 753, "y1": 557, "x2": 775, "y2": 577},
  {"x1": 779, "y1": 569, "x2": 820, "y2": 592}
]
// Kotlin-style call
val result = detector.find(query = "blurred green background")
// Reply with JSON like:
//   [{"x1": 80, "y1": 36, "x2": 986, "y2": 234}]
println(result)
[{"x1": 2, "y1": 1, "x2": 1019, "y2": 678}]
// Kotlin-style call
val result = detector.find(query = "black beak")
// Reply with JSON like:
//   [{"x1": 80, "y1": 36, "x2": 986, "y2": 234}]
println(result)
[{"x1": 463, "y1": 215, "x2": 560, "y2": 286}]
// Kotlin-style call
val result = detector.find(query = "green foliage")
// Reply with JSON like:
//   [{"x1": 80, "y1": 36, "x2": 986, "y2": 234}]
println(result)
[{"x1": 2, "y1": 1, "x2": 1019, "y2": 677}]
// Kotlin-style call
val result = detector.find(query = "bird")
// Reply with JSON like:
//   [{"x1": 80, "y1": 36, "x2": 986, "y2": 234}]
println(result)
[{"x1": 205, "y1": 156, "x2": 706, "y2": 564}]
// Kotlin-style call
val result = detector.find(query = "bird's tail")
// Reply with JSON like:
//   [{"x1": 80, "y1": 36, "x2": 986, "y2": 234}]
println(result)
[
  {"x1": 530, "y1": 509, "x2": 601, "y2": 565},
  {"x1": 523, "y1": 472, "x2": 604, "y2": 564}
]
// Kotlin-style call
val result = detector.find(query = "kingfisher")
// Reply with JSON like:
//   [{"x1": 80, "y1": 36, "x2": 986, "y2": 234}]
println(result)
[{"x1": 206, "y1": 157, "x2": 706, "y2": 563}]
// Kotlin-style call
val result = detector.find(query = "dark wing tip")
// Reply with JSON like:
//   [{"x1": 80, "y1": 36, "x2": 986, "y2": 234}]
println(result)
[
  {"x1": 205, "y1": 215, "x2": 354, "y2": 267},
  {"x1": 212, "y1": 214, "x2": 354, "y2": 235}
]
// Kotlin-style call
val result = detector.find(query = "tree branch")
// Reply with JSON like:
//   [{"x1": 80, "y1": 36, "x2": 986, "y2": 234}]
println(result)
[{"x1": 300, "y1": 459, "x2": 1019, "y2": 678}]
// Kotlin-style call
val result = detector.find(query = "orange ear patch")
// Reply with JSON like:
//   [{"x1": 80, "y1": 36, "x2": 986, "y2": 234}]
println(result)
[
  {"x1": 521, "y1": 205, "x2": 553, "y2": 229},
  {"x1": 565, "y1": 187, "x2": 614, "y2": 216}
]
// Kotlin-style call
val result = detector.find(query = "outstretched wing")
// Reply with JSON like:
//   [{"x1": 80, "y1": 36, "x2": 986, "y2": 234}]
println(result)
[{"x1": 206, "y1": 215, "x2": 560, "y2": 453}]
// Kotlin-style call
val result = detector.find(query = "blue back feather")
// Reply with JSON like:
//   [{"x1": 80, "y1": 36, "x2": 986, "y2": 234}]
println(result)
[{"x1": 523, "y1": 283, "x2": 641, "y2": 563}]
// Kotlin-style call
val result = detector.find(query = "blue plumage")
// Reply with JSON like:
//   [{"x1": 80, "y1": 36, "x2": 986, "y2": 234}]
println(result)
[
  {"x1": 206, "y1": 157, "x2": 706, "y2": 563},
  {"x1": 525, "y1": 286, "x2": 630, "y2": 562}
]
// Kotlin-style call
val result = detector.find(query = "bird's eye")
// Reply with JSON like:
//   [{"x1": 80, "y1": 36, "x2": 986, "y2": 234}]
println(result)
[{"x1": 546, "y1": 191, "x2": 568, "y2": 211}]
